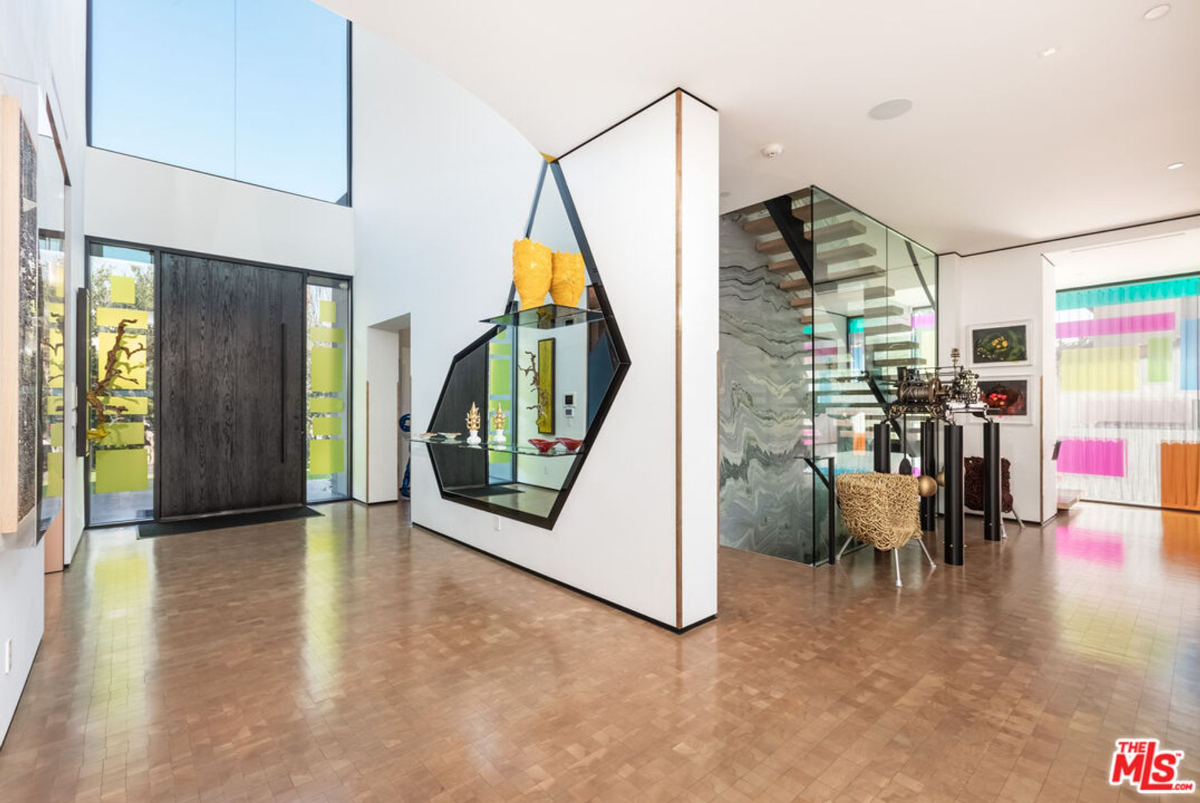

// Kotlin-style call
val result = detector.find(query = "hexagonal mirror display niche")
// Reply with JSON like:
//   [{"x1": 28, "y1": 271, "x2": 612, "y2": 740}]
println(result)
[{"x1": 413, "y1": 160, "x2": 630, "y2": 528}]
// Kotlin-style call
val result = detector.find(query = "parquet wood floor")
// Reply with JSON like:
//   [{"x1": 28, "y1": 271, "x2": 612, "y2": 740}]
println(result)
[{"x1": 1, "y1": 502, "x2": 1198, "y2": 802}]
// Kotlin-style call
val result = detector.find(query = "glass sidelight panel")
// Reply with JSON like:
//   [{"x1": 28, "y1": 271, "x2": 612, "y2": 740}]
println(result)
[
  {"x1": 86, "y1": 243, "x2": 156, "y2": 525},
  {"x1": 306, "y1": 276, "x2": 350, "y2": 502},
  {"x1": 39, "y1": 234, "x2": 66, "y2": 533}
]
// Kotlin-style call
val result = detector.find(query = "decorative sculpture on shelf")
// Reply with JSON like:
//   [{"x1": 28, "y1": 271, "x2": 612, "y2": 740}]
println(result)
[
  {"x1": 550, "y1": 251, "x2": 585, "y2": 307},
  {"x1": 512, "y1": 238, "x2": 552, "y2": 310},
  {"x1": 465, "y1": 402, "x2": 481, "y2": 445},
  {"x1": 490, "y1": 403, "x2": 507, "y2": 444}
]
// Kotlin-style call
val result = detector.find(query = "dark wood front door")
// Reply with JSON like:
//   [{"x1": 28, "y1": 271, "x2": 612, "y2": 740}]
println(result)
[{"x1": 157, "y1": 254, "x2": 306, "y2": 520}]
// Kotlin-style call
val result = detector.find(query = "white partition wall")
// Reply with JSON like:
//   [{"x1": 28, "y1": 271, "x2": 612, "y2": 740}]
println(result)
[{"x1": 351, "y1": 25, "x2": 719, "y2": 631}]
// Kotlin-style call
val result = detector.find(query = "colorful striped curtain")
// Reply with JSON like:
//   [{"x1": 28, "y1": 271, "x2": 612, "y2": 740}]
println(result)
[{"x1": 1057, "y1": 275, "x2": 1200, "y2": 508}]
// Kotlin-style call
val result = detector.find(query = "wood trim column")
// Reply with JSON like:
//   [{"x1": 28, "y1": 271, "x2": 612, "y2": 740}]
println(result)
[{"x1": 674, "y1": 90, "x2": 683, "y2": 629}]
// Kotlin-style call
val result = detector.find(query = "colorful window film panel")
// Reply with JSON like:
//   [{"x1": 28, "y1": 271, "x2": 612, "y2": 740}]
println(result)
[
  {"x1": 95, "y1": 308, "x2": 150, "y2": 329},
  {"x1": 1057, "y1": 438, "x2": 1125, "y2": 477},
  {"x1": 1059, "y1": 346, "x2": 1137, "y2": 392},
  {"x1": 1182, "y1": 319, "x2": 1200, "y2": 391},
  {"x1": 1147, "y1": 337, "x2": 1172, "y2": 383},
  {"x1": 1161, "y1": 443, "x2": 1200, "y2": 511},
  {"x1": 311, "y1": 416, "x2": 341, "y2": 437},
  {"x1": 1057, "y1": 275, "x2": 1200, "y2": 310},
  {"x1": 309, "y1": 396, "x2": 343, "y2": 413},
  {"x1": 1055, "y1": 312, "x2": 1175, "y2": 338}
]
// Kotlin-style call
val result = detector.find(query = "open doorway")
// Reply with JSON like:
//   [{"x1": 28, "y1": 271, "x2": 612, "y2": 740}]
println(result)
[
  {"x1": 398, "y1": 326, "x2": 411, "y2": 500},
  {"x1": 364, "y1": 314, "x2": 409, "y2": 504}
]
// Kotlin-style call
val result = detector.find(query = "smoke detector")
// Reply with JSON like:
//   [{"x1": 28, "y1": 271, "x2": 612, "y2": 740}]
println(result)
[{"x1": 760, "y1": 143, "x2": 784, "y2": 159}]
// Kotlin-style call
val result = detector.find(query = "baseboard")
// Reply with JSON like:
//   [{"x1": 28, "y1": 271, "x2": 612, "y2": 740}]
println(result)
[{"x1": 412, "y1": 521, "x2": 716, "y2": 635}]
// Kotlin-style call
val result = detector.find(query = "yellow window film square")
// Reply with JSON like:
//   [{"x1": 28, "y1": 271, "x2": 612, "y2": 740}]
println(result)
[
  {"x1": 108, "y1": 396, "x2": 149, "y2": 416},
  {"x1": 104, "y1": 422, "x2": 145, "y2": 447},
  {"x1": 311, "y1": 416, "x2": 342, "y2": 437},
  {"x1": 309, "y1": 396, "x2": 343, "y2": 413},
  {"x1": 46, "y1": 453, "x2": 63, "y2": 498},
  {"x1": 311, "y1": 346, "x2": 343, "y2": 393},
  {"x1": 309, "y1": 438, "x2": 345, "y2": 474},
  {"x1": 309, "y1": 326, "x2": 344, "y2": 344},
  {"x1": 96, "y1": 308, "x2": 149, "y2": 329},
  {"x1": 95, "y1": 448, "x2": 149, "y2": 494},
  {"x1": 97, "y1": 333, "x2": 148, "y2": 389},
  {"x1": 319, "y1": 300, "x2": 336, "y2": 324},
  {"x1": 110, "y1": 275, "x2": 136, "y2": 304}
]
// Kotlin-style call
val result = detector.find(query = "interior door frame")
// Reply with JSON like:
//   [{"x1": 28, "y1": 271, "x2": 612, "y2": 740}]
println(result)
[{"x1": 83, "y1": 235, "x2": 354, "y2": 528}]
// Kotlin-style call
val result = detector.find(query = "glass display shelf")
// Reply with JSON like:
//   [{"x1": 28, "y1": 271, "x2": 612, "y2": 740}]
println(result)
[
  {"x1": 409, "y1": 434, "x2": 585, "y2": 458},
  {"x1": 481, "y1": 303, "x2": 605, "y2": 330}
]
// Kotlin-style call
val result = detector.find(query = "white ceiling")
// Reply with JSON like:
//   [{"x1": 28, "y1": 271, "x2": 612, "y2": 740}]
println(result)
[
  {"x1": 1047, "y1": 224, "x2": 1200, "y2": 289},
  {"x1": 319, "y1": 0, "x2": 1200, "y2": 254}
]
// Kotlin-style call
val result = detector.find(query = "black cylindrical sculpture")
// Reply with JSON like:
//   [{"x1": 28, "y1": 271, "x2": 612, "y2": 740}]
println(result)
[
  {"x1": 920, "y1": 419, "x2": 937, "y2": 531},
  {"x1": 983, "y1": 420, "x2": 1002, "y2": 541},
  {"x1": 873, "y1": 421, "x2": 891, "y2": 474},
  {"x1": 944, "y1": 423, "x2": 964, "y2": 566}
]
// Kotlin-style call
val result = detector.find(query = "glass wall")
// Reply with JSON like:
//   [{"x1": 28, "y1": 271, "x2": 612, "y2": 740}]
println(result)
[
  {"x1": 718, "y1": 186, "x2": 937, "y2": 565},
  {"x1": 306, "y1": 277, "x2": 350, "y2": 502},
  {"x1": 89, "y1": 0, "x2": 350, "y2": 204},
  {"x1": 86, "y1": 243, "x2": 155, "y2": 525},
  {"x1": 1056, "y1": 274, "x2": 1200, "y2": 509},
  {"x1": 38, "y1": 234, "x2": 66, "y2": 534}
]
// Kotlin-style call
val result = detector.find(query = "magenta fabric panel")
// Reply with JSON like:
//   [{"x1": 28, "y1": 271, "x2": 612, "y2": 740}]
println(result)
[
  {"x1": 1057, "y1": 438, "x2": 1126, "y2": 477},
  {"x1": 1055, "y1": 312, "x2": 1175, "y2": 338}
]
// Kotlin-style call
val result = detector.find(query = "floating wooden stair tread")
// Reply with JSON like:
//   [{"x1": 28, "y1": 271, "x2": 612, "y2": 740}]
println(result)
[
  {"x1": 863, "y1": 323, "x2": 913, "y2": 336},
  {"x1": 816, "y1": 243, "x2": 877, "y2": 265},
  {"x1": 755, "y1": 219, "x2": 867, "y2": 254},
  {"x1": 789, "y1": 296, "x2": 814, "y2": 309},
  {"x1": 866, "y1": 341, "x2": 920, "y2": 352},
  {"x1": 814, "y1": 265, "x2": 886, "y2": 286},
  {"x1": 860, "y1": 305, "x2": 907, "y2": 320},
  {"x1": 872, "y1": 357, "x2": 928, "y2": 367},
  {"x1": 779, "y1": 278, "x2": 810, "y2": 292}
]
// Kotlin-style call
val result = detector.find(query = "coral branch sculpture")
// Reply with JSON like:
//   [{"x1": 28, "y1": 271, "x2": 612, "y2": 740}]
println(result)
[
  {"x1": 86, "y1": 318, "x2": 145, "y2": 444},
  {"x1": 466, "y1": 402, "x2": 481, "y2": 432}
]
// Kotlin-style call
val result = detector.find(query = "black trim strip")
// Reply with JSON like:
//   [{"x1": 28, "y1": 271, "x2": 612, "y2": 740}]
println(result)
[
  {"x1": 555, "y1": 87, "x2": 716, "y2": 162},
  {"x1": 943, "y1": 211, "x2": 1200, "y2": 259},
  {"x1": 413, "y1": 522, "x2": 716, "y2": 635}
]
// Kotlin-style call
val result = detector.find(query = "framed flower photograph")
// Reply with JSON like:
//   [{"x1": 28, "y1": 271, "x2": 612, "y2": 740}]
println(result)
[
  {"x1": 966, "y1": 320, "x2": 1032, "y2": 368},
  {"x1": 978, "y1": 377, "x2": 1031, "y2": 423}
]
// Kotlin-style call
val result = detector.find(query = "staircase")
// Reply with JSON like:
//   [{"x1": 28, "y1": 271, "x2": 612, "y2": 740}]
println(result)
[{"x1": 740, "y1": 187, "x2": 935, "y2": 461}]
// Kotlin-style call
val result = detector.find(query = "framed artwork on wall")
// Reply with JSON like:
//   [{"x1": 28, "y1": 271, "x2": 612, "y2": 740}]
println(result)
[
  {"x1": 537, "y1": 337, "x2": 555, "y2": 434},
  {"x1": 966, "y1": 320, "x2": 1033, "y2": 368},
  {"x1": 978, "y1": 377, "x2": 1031, "y2": 423},
  {"x1": 1, "y1": 96, "x2": 40, "y2": 542}
]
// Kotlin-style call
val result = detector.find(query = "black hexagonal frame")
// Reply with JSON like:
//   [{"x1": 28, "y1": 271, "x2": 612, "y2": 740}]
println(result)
[{"x1": 420, "y1": 160, "x2": 630, "y2": 529}]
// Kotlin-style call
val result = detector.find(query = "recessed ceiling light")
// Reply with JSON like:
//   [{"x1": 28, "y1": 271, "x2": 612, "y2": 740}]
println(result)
[
  {"x1": 1040, "y1": 46, "x2": 1059, "y2": 58},
  {"x1": 868, "y1": 98, "x2": 913, "y2": 121},
  {"x1": 1143, "y1": 4, "x2": 1171, "y2": 20},
  {"x1": 1167, "y1": 162, "x2": 1184, "y2": 170}
]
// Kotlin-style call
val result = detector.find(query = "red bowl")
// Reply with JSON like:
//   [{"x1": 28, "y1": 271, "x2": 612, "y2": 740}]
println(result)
[
  {"x1": 528, "y1": 438, "x2": 558, "y2": 454},
  {"x1": 556, "y1": 437, "x2": 583, "y2": 453}
]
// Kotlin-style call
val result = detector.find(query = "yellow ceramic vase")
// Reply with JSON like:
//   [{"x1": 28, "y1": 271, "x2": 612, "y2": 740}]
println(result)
[
  {"x1": 512, "y1": 238, "x2": 552, "y2": 310},
  {"x1": 550, "y1": 251, "x2": 586, "y2": 307}
]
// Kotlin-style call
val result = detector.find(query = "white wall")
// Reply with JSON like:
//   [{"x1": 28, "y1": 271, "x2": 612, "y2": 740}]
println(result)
[
  {"x1": 352, "y1": 26, "x2": 718, "y2": 628},
  {"x1": 365, "y1": 325, "x2": 399, "y2": 503},
  {"x1": 939, "y1": 216, "x2": 1200, "y2": 524},
  {"x1": 85, "y1": 148, "x2": 355, "y2": 275},
  {"x1": 0, "y1": 0, "x2": 87, "y2": 744}
]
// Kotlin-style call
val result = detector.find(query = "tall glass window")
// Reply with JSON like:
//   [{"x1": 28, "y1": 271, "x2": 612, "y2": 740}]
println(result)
[
  {"x1": 39, "y1": 234, "x2": 66, "y2": 533},
  {"x1": 86, "y1": 243, "x2": 156, "y2": 525},
  {"x1": 89, "y1": 0, "x2": 350, "y2": 204},
  {"x1": 306, "y1": 277, "x2": 350, "y2": 502}
]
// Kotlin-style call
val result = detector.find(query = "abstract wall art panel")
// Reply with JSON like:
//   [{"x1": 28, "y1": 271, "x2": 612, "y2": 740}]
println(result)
[{"x1": 1, "y1": 96, "x2": 39, "y2": 540}]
